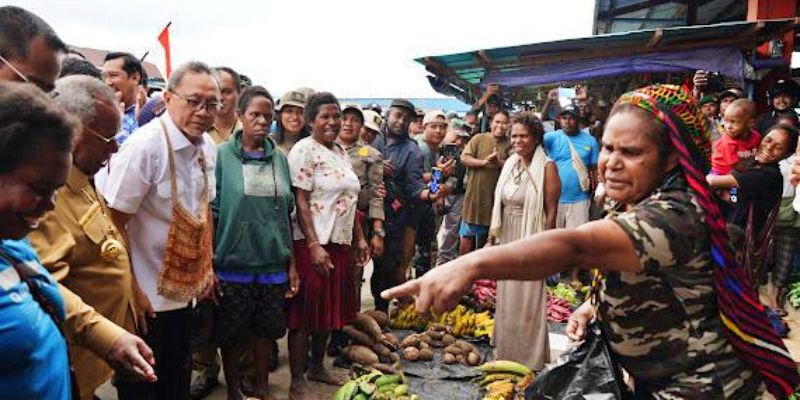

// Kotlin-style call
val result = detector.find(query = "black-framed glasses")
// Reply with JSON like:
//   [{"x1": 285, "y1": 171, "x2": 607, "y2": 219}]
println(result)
[{"x1": 170, "y1": 91, "x2": 221, "y2": 113}]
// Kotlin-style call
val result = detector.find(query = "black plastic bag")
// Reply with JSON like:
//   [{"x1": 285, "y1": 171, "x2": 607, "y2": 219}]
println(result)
[{"x1": 526, "y1": 323, "x2": 627, "y2": 400}]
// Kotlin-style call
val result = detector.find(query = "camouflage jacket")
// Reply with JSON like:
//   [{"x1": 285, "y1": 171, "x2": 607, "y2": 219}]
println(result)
[
  {"x1": 601, "y1": 172, "x2": 761, "y2": 399},
  {"x1": 341, "y1": 141, "x2": 384, "y2": 221}
]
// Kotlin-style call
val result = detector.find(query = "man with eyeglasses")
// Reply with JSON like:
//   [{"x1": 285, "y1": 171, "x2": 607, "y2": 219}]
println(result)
[
  {"x1": 29, "y1": 75, "x2": 158, "y2": 400},
  {"x1": 98, "y1": 61, "x2": 220, "y2": 399},
  {"x1": 0, "y1": 6, "x2": 67, "y2": 91},
  {"x1": 101, "y1": 52, "x2": 145, "y2": 145}
]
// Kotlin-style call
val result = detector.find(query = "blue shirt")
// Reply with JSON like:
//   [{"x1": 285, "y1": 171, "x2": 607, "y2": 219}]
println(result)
[
  {"x1": 543, "y1": 129, "x2": 599, "y2": 203},
  {"x1": 116, "y1": 105, "x2": 139, "y2": 145},
  {"x1": 0, "y1": 239, "x2": 70, "y2": 400}
]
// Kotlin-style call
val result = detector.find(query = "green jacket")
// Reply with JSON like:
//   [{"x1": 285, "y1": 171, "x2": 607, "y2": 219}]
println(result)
[{"x1": 212, "y1": 130, "x2": 294, "y2": 273}]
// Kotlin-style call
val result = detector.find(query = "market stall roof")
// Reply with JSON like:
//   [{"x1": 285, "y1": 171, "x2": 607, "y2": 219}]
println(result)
[
  {"x1": 595, "y1": 0, "x2": 746, "y2": 34},
  {"x1": 416, "y1": 18, "x2": 799, "y2": 102}
]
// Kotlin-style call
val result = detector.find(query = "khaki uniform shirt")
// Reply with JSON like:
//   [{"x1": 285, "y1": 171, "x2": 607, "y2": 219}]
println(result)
[
  {"x1": 341, "y1": 141, "x2": 385, "y2": 221},
  {"x1": 208, "y1": 119, "x2": 242, "y2": 145},
  {"x1": 28, "y1": 166, "x2": 135, "y2": 399},
  {"x1": 461, "y1": 133, "x2": 510, "y2": 226}
]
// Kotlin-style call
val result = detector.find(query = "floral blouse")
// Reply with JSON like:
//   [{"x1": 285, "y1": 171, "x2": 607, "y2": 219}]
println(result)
[{"x1": 288, "y1": 137, "x2": 360, "y2": 246}]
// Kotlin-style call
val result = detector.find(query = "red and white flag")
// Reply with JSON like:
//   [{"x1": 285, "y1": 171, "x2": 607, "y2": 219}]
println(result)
[{"x1": 157, "y1": 22, "x2": 172, "y2": 78}]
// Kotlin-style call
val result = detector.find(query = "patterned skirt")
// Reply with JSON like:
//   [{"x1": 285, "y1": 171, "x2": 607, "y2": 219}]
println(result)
[{"x1": 288, "y1": 240, "x2": 357, "y2": 332}]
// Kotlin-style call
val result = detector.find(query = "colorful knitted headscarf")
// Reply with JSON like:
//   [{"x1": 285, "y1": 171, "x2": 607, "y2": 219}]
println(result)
[{"x1": 615, "y1": 84, "x2": 798, "y2": 398}]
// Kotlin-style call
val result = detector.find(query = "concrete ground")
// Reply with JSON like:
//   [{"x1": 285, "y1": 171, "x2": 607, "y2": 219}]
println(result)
[{"x1": 95, "y1": 266, "x2": 800, "y2": 400}]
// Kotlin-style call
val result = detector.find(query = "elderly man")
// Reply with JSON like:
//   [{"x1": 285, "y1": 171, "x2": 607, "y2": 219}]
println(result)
[
  {"x1": 100, "y1": 61, "x2": 220, "y2": 399},
  {"x1": 28, "y1": 75, "x2": 156, "y2": 399},
  {"x1": 0, "y1": 6, "x2": 66, "y2": 91}
]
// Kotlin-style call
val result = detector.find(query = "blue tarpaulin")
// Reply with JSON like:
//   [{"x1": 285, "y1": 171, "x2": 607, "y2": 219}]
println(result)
[{"x1": 483, "y1": 47, "x2": 745, "y2": 88}]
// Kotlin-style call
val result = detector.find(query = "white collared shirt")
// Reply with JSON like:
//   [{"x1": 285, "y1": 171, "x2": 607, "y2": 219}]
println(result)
[{"x1": 98, "y1": 112, "x2": 216, "y2": 312}]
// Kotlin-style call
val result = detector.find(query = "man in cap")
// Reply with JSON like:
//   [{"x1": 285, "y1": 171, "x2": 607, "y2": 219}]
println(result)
[
  {"x1": 437, "y1": 120, "x2": 471, "y2": 265},
  {"x1": 471, "y1": 84, "x2": 503, "y2": 133},
  {"x1": 0, "y1": 6, "x2": 67, "y2": 91},
  {"x1": 412, "y1": 110, "x2": 455, "y2": 275},
  {"x1": 543, "y1": 105, "x2": 599, "y2": 287},
  {"x1": 698, "y1": 95, "x2": 722, "y2": 142},
  {"x1": 370, "y1": 99, "x2": 439, "y2": 312},
  {"x1": 361, "y1": 109, "x2": 383, "y2": 146},
  {"x1": 409, "y1": 108, "x2": 425, "y2": 139},
  {"x1": 757, "y1": 78, "x2": 800, "y2": 133}
]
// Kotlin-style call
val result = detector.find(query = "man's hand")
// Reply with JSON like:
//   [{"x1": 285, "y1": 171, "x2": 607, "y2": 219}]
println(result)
[
  {"x1": 376, "y1": 183, "x2": 387, "y2": 199},
  {"x1": 285, "y1": 263, "x2": 300, "y2": 299},
  {"x1": 693, "y1": 70, "x2": 708, "y2": 89},
  {"x1": 383, "y1": 160, "x2": 395, "y2": 178},
  {"x1": 547, "y1": 88, "x2": 558, "y2": 101},
  {"x1": 485, "y1": 151, "x2": 498, "y2": 165},
  {"x1": 437, "y1": 158, "x2": 456, "y2": 178},
  {"x1": 370, "y1": 235, "x2": 384, "y2": 258},
  {"x1": 132, "y1": 284, "x2": 155, "y2": 336},
  {"x1": 106, "y1": 333, "x2": 157, "y2": 382},
  {"x1": 199, "y1": 274, "x2": 222, "y2": 305},
  {"x1": 354, "y1": 239, "x2": 371, "y2": 267},
  {"x1": 309, "y1": 243, "x2": 333, "y2": 277}
]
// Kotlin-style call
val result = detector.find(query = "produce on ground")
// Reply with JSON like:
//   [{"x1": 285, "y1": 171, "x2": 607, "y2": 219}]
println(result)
[
  {"x1": 546, "y1": 282, "x2": 586, "y2": 307},
  {"x1": 340, "y1": 311, "x2": 401, "y2": 369},
  {"x1": 400, "y1": 323, "x2": 483, "y2": 366},
  {"x1": 391, "y1": 303, "x2": 495, "y2": 340},
  {"x1": 474, "y1": 360, "x2": 535, "y2": 400},
  {"x1": 546, "y1": 295, "x2": 573, "y2": 323},
  {"x1": 332, "y1": 368, "x2": 419, "y2": 400}
]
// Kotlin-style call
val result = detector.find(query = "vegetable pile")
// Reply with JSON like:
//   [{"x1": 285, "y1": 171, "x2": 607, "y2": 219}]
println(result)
[
  {"x1": 390, "y1": 304, "x2": 494, "y2": 339},
  {"x1": 332, "y1": 368, "x2": 419, "y2": 400},
  {"x1": 474, "y1": 360, "x2": 534, "y2": 400},
  {"x1": 400, "y1": 323, "x2": 482, "y2": 366},
  {"x1": 340, "y1": 311, "x2": 402, "y2": 373}
]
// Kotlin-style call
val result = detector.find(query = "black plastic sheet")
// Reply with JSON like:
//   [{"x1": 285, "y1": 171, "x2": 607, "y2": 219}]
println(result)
[{"x1": 393, "y1": 330, "x2": 492, "y2": 380}]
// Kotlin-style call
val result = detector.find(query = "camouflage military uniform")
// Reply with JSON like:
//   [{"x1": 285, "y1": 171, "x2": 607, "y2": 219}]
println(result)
[
  {"x1": 600, "y1": 172, "x2": 763, "y2": 399},
  {"x1": 341, "y1": 141, "x2": 385, "y2": 222}
]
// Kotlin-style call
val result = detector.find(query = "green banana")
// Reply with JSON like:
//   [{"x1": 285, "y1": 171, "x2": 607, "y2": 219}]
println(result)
[
  {"x1": 478, "y1": 372, "x2": 520, "y2": 386},
  {"x1": 352, "y1": 393, "x2": 368, "y2": 400},
  {"x1": 476, "y1": 360, "x2": 533, "y2": 376},
  {"x1": 394, "y1": 383, "x2": 409, "y2": 396},
  {"x1": 358, "y1": 382, "x2": 376, "y2": 396},
  {"x1": 375, "y1": 373, "x2": 402, "y2": 387},
  {"x1": 376, "y1": 383, "x2": 399, "y2": 393},
  {"x1": 332, "y1": 380, "x2": 357, "y2": 400},
  {"x1": 355, "y1": 370, "x2": 383, "y2": 384}
]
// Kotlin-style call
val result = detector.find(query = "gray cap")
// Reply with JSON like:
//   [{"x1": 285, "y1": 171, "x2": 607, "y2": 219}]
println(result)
[{"x1": 389, "y1": 98, "x2": 415, "y2": 113}]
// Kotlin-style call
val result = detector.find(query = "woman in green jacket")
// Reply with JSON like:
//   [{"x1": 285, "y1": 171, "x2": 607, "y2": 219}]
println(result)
[{"x1": 212, "y1": 85, "x2": 299, "y2": 400}]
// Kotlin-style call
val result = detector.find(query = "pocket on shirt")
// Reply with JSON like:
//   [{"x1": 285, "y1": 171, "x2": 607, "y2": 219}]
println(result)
[{"x1": 80, "y1": 203, "x2": 106, "y2": 244}]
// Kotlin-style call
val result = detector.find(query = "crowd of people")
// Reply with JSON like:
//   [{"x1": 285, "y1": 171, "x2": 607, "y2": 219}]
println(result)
[{"x1": 1, "y1": 5, "x2": 800, "y2": 400}]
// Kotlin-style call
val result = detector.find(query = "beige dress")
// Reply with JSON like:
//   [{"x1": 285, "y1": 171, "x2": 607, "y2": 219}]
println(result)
[{"x1": 492, "y1": 165, "x2": 550, "y2": 371}]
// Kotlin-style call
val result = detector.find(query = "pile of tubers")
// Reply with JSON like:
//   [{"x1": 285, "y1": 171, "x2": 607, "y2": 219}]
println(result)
[
  {"x1": 400, "y1": 323, "x2": 482, "y2": 366},
  {"x1": 340, "y1": 311, "x2": 402, "y2": 372}
]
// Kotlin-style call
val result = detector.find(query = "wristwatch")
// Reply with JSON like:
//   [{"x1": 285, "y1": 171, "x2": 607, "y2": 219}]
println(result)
[{"x1": 372, "y1": 228, "x2": 386, "y2": 238}]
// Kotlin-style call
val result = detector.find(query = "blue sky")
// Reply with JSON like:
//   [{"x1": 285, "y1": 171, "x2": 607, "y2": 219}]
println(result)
[{"x1": 11, "y1": 0, "x2": 596, "y2": 98}]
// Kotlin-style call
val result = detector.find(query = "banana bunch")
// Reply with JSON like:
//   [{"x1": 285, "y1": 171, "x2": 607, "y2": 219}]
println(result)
[
  {"x1": 332, "y1": 370, "x2": 419, "y2": 400},
  {"x1": 474, "y1": 360, "x2": 535, "y2": 400},
  {"x1": 389, "y1": 304, "x2": 428, "y2": 330},
  {"x1": 437, "y1": 305, "x2": 494, "y2": 338}
]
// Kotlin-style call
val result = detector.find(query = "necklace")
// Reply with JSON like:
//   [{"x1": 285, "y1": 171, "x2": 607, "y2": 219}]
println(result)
[
  {"x1": 80, "y1": 187, "x2": 126, "y2": 261},
  {"x1": 512, "y1": 163, "x2": 526, "y2": 185}
]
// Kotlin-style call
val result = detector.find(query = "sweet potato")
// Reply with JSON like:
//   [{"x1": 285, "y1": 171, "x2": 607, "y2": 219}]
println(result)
[
  {"x1": 467, "y1": 352, "x2": 481, "y2": 366},
  {"x1": 382, "y1": 332, "x2": 400, "y2": 349},
  {"x1": 444, "y1": 344, "x2": 463, "y2": 356},
  {"x1": 442, "y1": 353, "x2": 457, "y2": 365},
  {"x1": 427, "y1": 330, "x2": 444, "y2": 340},
  {"x1": 354, "y1": 313, "x2": 383, "y2": 340},
  {"x1": 363, "y1": 310, "x2": 390, "y2": 330},
  {"x1": 442, "y1": 334, "x2": 456, "y2": 346},
  {"x1": 418, "y1": 348, "x2": 434, "y2": 361},
  {"x1": 455, "y1": 340, "x2": 478, "y2": 354},
  {"x1": 400, "y1": 334, "x2": 420, "y2": 348},
  {"x1": 373, "y1": 343, "x2": 391, "y2": 358},
  {"x1": 343, "y1": 345, "x2": 378, "y2": 365},
  {"x1": 455, "y1": 354, "x2": 465, "y2": 364},
  {"x1": 373, "y1": 363, "x2": 396, "y2": 374},
  {"x1": 343, "y1": 325, "x2": 375, "y2": 347},
  {"x1": 403, "y1": 347, "x2": 419, "y2": 361},
  {"x1": 389, "y1": 353, "x2": 400, "y2": 363},
  {"x1": 418, "y1": 341, "x2": 430, "y2": 350}
]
